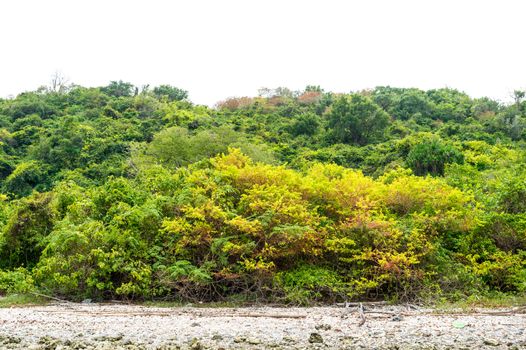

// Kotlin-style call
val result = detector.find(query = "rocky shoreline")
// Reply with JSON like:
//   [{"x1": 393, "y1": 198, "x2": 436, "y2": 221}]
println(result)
[{"x1": 0, "y1": 303, "x2": 524, "y2": 349}]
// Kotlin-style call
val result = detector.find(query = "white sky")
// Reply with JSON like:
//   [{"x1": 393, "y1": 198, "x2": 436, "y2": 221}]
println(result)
[{"x1": 1, "y1": 0, "x2": 525, "y2": 105}]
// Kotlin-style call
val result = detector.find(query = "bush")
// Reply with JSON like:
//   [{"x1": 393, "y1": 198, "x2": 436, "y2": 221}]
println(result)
[
  {"x1": 406, "y1": 139, "x2": 464, "y2": 176},
  {"x1": 469, "y1": 251, "x2": 526, "y2": 292},
  {"x1": 0, "y1": 268, "x2": 35, "y2": 294},
  {"x1": 0, "y1": 193, "x2": 56, "y2": 269}
]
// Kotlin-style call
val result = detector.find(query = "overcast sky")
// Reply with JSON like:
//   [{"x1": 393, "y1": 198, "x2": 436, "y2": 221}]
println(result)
[{"x1": 1, "y1": 0, "x2": 525, "y2": 105}]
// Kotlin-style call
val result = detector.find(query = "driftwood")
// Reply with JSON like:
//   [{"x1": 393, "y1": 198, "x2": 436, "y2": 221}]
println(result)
[
  {"x1": 431, "y1": 306, "x2": 526, "y2": 317},
  {"x1": 30, "y1": 292, "x2": 74, "y2": 304},
  {"x1": 336, "y1": 301, "x2": 388, "y2": 307},
  {"x1": 32, "y1": 309, "x2": 307, "y2": 319},
  {"x1": 339, "y1": 300, "x2": 526, "y2": 324},
  {"x1": 474, "y1": 306, "x2": 526, "y2": 315},
  {"x1": 228, "y1": 313, "x2": 306, "y2": 319}
]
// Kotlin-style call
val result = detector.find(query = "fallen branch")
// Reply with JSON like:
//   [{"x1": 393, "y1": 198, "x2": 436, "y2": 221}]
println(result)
[
  {"x1": 430, "y1": 307, "x2": 526, "y2": 317},
  {"x1": 473, "y1": 306, "x2": 526, "y2": 316},
  {"x1": 32, "y1": 310, "x2": 307, "y2": 319},
  {"x1": 337, "y1": 301, "x2": 388, "y2": 307},
  {"x1": 229, "y1": 313, "x2": 306, "y2": 319},
  {"x1": 30, "y1": 292, "x2": 74, "y2": 304}
]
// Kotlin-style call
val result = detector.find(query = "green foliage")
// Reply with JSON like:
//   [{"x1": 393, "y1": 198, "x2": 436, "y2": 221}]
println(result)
[
  {"x1": 406, "y1": 138, "x2": 464, "y2": 176},
  {"x1": 0, "y1": 193, "x2": 56, "y2": 269},
  {"x1": 275, "y1": 265, "x2": 344, "y2": 304},
  {"x1": 153, "y1": 85, "x2": 188, "y2": 102},
  {"x1": 134, "y1": 126, "x2": 274, "y2": 169},
  {"x1": 495, "y1": 168, "x2": 526, "y2": 214},
  {"x1": 289, "y1": 113, "x2": 320, "y2": 136},
  {"x1": 3, "y1": 161, "x2": 48, "y2": 196},
  {"x1": 0, "y1": 268, "x2": 35, "y2": 294},
  {"x1": 0, "y1": 83, "x2": 524, "y2": 304},
  {"x1": 0, "y1": 293, "x2": 46, "y2": 307},
  {"x1": 328, "y1": 94, "x2": 389, "y2": 145},
  {"x1": 100, "y1": 81, "x2": 135, "y2": 97},
  {"x1": 34, "y1": 218, "x2": 155, "y2": 299},
  {"x1": 469, "y1": 251, "x2": 526, "y2": 292},
  {"x1": 4, "y1": 92, "x2": 58, "y2": 119}
]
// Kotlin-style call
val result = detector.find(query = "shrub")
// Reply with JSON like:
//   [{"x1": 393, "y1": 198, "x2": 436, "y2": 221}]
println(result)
[
  {"x1": 0, "y1": 268, "x2": 35, "y2": 294},
  {"x1": 406, "y1": 139, "x2": 464, "y2": 176},
  {"x1": 0, "y1": 193, "x2": 56, "y2": 269}
]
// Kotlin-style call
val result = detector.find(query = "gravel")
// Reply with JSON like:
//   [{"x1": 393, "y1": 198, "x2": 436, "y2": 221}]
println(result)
[{"x1": 0, "y1": 303, "x2": 525, "y2": 349}]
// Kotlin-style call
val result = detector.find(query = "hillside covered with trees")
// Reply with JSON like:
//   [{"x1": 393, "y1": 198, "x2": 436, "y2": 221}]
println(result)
[{"x1": 0, "y1": 81, "x2": 525, "y2": 304}]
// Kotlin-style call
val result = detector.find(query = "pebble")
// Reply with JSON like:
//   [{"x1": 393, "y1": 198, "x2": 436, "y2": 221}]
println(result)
[
  {"x1": 315, "y1": 323, "x2": 332, "y2": 331},
  {"x1": 234, "y1": 336, "x2": 246, "y2": 343},
  {"x1": 309, "y1": 332, "x2": 324, "y2": 343},
  {"x1": 0, "y1": 304, "x2": 523, "y2": 349},
  {"x1": 483, "y1": 338, "x2": 500, "y2": 346},
  {"x1": 247, "y1": 337, "x2": 261, "y2": 345}
]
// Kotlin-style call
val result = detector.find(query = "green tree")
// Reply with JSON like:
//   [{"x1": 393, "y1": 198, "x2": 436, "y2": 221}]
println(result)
[
  {"x1": 153, "y1": 85, "x2": 188, "y2": 102},
  {"x1": 289, "y1": 113, "x2": 320, "y2": 136},
  {"x1": 406, "y1": 139, "x2": 464, "y2": 176},
  {"x1": 0, "y1": 193, "x2": 55, "y2": 269},
  {"x1": 392, "y1": 89, "x2": 433, "y2": 121},
  {"x1": 101, "y1": 81, "x2": 135, "y2": 97},
  {"x1": 328, "y1": 94, "x2": 389, "y2": 145},
  {"x1": 3, "y1": 161, "x2": 48, "y2": 197}
]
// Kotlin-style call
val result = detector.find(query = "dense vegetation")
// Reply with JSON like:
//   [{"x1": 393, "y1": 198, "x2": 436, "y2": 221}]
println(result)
[{"x1": 0, "y1": 82, "x2": 525, "y2": 304}]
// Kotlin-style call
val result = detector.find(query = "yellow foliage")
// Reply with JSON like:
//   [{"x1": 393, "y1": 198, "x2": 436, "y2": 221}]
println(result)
[
  {"x1": 226, "y1": 216, "x2": 262, "y2": 235},
  {"x1": 162, "y1": 218, "x2": 192, "y2": 235}
]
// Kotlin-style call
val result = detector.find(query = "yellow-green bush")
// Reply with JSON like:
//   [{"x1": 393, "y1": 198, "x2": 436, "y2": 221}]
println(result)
[
  {"x1": 2, "y1": 149, "x2": 523, "y2": 302},
  {"x1": 0, "y1": 268, "x2": 35, "y2": 294}
]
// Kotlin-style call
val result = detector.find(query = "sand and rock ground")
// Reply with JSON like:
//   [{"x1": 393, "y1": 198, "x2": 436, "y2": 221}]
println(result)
[{"x1": 0, "y1": 303, "x2": 525, "y2": 349}]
